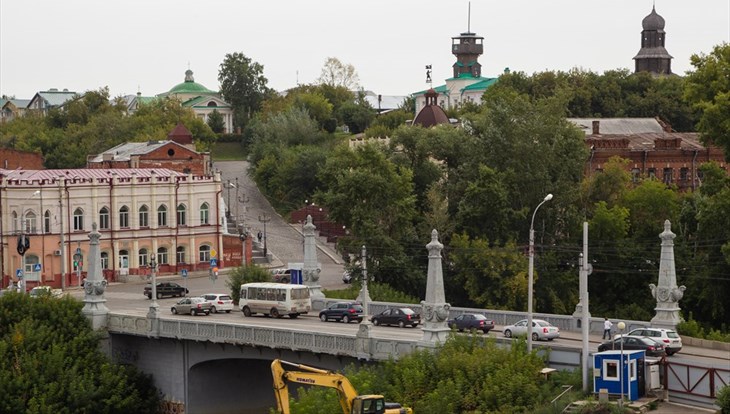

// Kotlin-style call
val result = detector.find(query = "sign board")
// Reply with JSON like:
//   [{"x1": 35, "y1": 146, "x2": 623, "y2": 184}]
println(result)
[
  {"x1": 210, "y1": 249, "x2": 217, "y2": 258},
  {"x1": 181, "y1": 269, "x2": 188, "y2": 278},
  {"x1": 210, "y1": 258, "x2": 217, "y2": 267},
  {"x1": 16, "y1": 269, "x2": 23, "y2": 278},
  {"x1": 33, "y1": 263, "x2": 42, "y2": 272}
]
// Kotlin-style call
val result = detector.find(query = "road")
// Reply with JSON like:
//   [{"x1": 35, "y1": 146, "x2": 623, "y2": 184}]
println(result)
[{"x1": 213, "y1": 160, "x2": 346, "y2": 289}]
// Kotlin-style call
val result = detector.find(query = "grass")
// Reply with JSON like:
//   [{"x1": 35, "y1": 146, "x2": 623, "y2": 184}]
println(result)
[{"x1": 211, "y1": 142, "x2": 247, "y2": 160}]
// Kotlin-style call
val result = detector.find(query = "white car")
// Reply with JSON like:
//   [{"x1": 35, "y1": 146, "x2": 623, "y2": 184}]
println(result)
[
  {"x1": 202, "y1": 293, "x2": 234, "y2": 313},
  {"x1": 503, "y1": 319, "x2": 560, "y2": 341},
  {"x1": 621, "y1": 327, "x2": 683, "y2": 356}
]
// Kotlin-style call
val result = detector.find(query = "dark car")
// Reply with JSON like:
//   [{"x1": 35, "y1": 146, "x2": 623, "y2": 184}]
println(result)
[
  {"x1": 171, "y1": 297, "x2": 211, "y2": 316},
  {"x1": 144, "y1": 282, "x2": 188, "y2": 299},
  {"x1": 597, "y1": 335, "x2": 667, "y2": 357},
  {"x1": 447, "y1": 313, "x2": 495, "y2": 333},
  {"x1": 371, "y1": 307, "x2": 421, "y2": 328},
  {"x1": 319, "y1": 301, "x2": 364, "y2": 323}
]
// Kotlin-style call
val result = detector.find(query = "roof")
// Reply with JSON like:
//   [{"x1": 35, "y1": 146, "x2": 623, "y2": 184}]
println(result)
[
  {"x1": 32, "y1": 90, "x2": 77, "y2": 107},
  {"x1": 642, "y1": 6, "x2": 665, "y2": 30},
  {"x1": 633, "y1": 47, "x2": 673, "y2": 60},
  {"x1": 87, "y1": 140, "x2": 197, "y2": 162},
  {"x1": 413, "y1": 105, "x2": 450, "y2": 127},
  {"x1": 2, "y1": 99, "x2": 31, "y2": 109},
  {"x1": 0, "y1": 168, "x2": 183, "y2": 183},
  {"x1": 182, "y1": 95, "x2": 231, "y2": 108},
  {"x1": 586, "y1": 132, "x2": 706, "y2": 152},
  {"x1": 162, "y1": 69, "x2": 217, "y2": 96},
  {"x1": 568, "y1": 118, "x2": 665, "y2": 135},
  {"x1": 361, "y1": 92, "x2": 408, "y2": 111},
  {"x1": 462, "y1": 77, "x2": 498, "y2": 91},
  {"x1": 412, "y1": 84, "x2": 449, "y2": 96}
]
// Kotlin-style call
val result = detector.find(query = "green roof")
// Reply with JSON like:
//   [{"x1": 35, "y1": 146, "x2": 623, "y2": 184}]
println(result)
[
  {"x1": 412, "y1": 84, "x2": 449, "y2": 96},
  {"x1": 462, "y1": 77, "x2": 498, "y2": 91},
  {"x1": 167, "y1": 80, "x2": 217, "y2": 95},
  {"x1": 183, "y1": 96, "x2": 231, "y2": 108}
]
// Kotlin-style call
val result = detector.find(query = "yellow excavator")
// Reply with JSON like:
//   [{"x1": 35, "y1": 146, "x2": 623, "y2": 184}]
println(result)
[{"x1": 271, "y1": 359, "x2": 413, "y2": 414}]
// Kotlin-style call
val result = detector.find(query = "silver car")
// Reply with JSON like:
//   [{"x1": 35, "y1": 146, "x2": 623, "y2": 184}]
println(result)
[
  {"x1": 171, "y1": 297, "x2": 211, "y2": 316},
  {"x1": 503, "y1": 319, "x2": 560, "y2": 341}
]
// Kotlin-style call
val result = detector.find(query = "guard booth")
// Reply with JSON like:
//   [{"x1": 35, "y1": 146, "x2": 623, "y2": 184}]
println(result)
[{"x1": 593, "y1": 350, "x2": 645, "y2": 402}]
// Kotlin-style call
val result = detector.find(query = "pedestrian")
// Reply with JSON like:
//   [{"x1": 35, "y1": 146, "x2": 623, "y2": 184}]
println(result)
[
  {"x1": 257, "y1": 230, "x2": 263, "y2": 243},
  {"x1": 603, "y1": 317, "x2": 613, "y2": 339}
]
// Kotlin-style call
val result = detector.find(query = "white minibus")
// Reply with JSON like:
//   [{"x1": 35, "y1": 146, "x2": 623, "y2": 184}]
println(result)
[{"x1": 239, "y1": 282, "x2": 311, "y2": 318}]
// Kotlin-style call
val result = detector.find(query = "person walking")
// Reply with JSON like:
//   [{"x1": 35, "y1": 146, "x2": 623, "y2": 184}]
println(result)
[
  {"x1": 257, "y1": 230, "x2": 263, "y2": 244},
  {"x1": 603, "y1": 317, "x2": 613, "y2": 339}
]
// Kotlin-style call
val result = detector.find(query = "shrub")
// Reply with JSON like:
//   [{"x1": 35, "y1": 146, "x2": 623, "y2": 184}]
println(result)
[
  {"x1": 225, "y1": 264, "x2": 271, "y2": 304},
  {"x1": 717, "y1": 384, "x2": 730, "y2": 413}
]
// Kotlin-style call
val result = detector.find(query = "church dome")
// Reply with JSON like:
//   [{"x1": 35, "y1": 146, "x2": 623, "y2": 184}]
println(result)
[
  {"x1": 168, "y1": 69, "x2": 217, "y2": 95},
  {"x1": 642, "y1": 6, "x2": 665, "y2": 30}
]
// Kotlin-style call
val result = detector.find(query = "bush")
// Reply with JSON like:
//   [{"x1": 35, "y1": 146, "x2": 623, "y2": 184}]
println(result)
[
  {"x1": 677, "y1": 314, "x2": 730, "y2": 343},
  {"x1": 225, "y1": 264, "x2": 271, "y2": 304},
  {"x1": 717, "y1": 384, "x2": 730, "y2": 413}
]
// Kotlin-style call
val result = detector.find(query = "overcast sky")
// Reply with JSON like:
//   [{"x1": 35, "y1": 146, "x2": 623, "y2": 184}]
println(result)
[{"x1": 1, "y1": 0, "x2": 728, "y2": 100}]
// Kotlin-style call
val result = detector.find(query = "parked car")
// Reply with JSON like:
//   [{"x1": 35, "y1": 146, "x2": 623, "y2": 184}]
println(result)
[
  {"x1": 143, "y1": 282, "x2": 188, "y2": 299},
  {"x1": 620, "y1": 328, "x2": 682, "y2": 356},
  {"x1": 342, "y1": 270, "x2": 352, "y2": 284},
  {"x1": 271, "y1": 269, "x2": 292, "y2": 283},
  {"x1": 598, "y1": 335, "x2": 667, "y2": 357},
  {"x1": 29, "y1": 286, "x2": 64, "y2": 298},
  {"x1": 319, "y1": 301, "x2": 364, "y2": 323},
  {"x1": 503, "y1": 319, "x2": 560, "y2": 341},
  {"x1": 202, "y1": 293, "x2": 234, "y2": 313},
  {"x1": 447, "y1": 313, "x2": 495, "y2": 333},
  {"x1": 371, "y1": 307, "x2": 421, "y2": 328},
  {"x1": 171, "y1": 297, "x2": 211, "y2": 316}
]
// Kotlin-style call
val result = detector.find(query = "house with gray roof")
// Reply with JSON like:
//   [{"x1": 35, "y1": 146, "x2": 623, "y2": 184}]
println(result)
[{"x1": 27, "y1": 89, "x2": 77, "y2": 114}]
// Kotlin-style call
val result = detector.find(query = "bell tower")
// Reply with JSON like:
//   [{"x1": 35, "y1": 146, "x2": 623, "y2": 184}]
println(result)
[
  {"x1": 451, "y1": 4, "x2": 484, "y2": 78},
  {"x1": 633, "y1": 5, "x2": 673, "y2": 75}
]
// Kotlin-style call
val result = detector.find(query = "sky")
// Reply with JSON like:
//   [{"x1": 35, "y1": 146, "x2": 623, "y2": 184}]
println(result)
[{"x1": 1, "y1": 0, "x2": 729, "y2": 100}]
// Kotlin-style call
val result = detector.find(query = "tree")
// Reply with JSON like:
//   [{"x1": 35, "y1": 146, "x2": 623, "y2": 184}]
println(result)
[
  {"x1": 0, "y1": 293, "x2": 160, "y2": 413},
  {"x1": 684, "y1": 43, "x2": 730, "y2": 161},
  {"x1": 207, "y1": 109, "x2": 225, "y2": 133},
  {"x1": 218, "y1": 52, "x2": 273, "y2": 128},
  {"x1": 316, "y1": 57, "x2": 360, "y2": 90},
  {"x1": 337, "y1": 97, "x2": 375, "y2": 134}
]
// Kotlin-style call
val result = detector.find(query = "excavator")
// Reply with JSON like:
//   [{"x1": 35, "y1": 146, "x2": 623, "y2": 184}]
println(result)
[{"x1": 271, "y1": 359, "x2": 413, "y2": 414}]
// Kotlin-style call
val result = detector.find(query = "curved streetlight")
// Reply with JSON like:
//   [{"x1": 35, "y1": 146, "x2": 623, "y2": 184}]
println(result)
[{"x1": 527, "y1": 193, "x2": 553, "y2": 352}]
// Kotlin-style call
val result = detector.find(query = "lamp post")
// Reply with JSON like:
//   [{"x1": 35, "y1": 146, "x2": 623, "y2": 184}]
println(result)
[
  {"x1": 147, "y1": 257, "x2": 159, "y2": 318},
  {"x1": 258, "y1": 214, "x2": 270, "y2": 259},
  {"x1": 19, "y1": 190, "x2": 41, "y2": 293},
  {"x1": 238, "y1": 224, "x2": 247, "y2": 267},
  {"x1": 226, "y1": 179, "x2": 232, "y2": 218},
  {"x1": 617, "y1": 321, "x2": 626, "y2": 409},
  {"x1": 527, "y1": 193, "x2": 553, "y2": 352}
]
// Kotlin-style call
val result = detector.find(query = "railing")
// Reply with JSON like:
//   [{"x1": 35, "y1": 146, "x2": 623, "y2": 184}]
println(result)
[{"x1": 664, "y1": 359, "x2": 730, "y2": 410}]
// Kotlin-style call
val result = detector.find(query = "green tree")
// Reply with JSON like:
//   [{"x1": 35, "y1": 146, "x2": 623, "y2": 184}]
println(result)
[
  {"x1": 292, "y1": 92, "x2": 334, "y2": 129},
  {"x1": 218, "y1": 52, "x2": 273, "y2": 128},
  {"x1": 207, "y1": 109, "x2": 225, "y2": 133},
  {"x1": 337, "y1": 98, "x2": 375, "y2": 134},
  {"x1": 0, "y1": 293, "x2": 160, "y2": 413},
  {"x1": 684, "y1": 43, "x2": 730, "y2": 160},
  {"x1": 225, "y1": 264, "x2": 271, "y2": 303}
]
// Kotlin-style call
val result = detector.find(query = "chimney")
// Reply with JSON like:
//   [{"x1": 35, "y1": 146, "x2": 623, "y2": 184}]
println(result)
[{"x1": 592, "y1": 120, "x2": 600, "y2": 135}]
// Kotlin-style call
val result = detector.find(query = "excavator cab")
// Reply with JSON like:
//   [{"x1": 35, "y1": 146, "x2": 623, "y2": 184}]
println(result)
[{"x1": 352, "y1": 396, "x2": 385, "y2": 414}]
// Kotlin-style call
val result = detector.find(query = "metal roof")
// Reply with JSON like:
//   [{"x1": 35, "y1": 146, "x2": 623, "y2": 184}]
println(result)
[
  {"x1": 87, "y1": 140, "x2": 182, "y2": 162},
  {"x1": 33, "y1": 90, "x2": 77, "y2": 107},
  {"x1": 586, "y1": 132, "x2": 705, "y2": 151},
  {"x1": 0, "y1": 168, "x2": 182, "y2": 183},
  {"x1": 568, "y1": 118, "x2": 665, "y2": 135}
]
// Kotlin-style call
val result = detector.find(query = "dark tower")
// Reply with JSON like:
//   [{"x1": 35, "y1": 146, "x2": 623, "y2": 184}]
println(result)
[
  {"x1": 452, "y1": 31, "x2": 484, "y2": 79},
  {"x1": 633, "y1": 6, "x2": 673, "y2": 75}
]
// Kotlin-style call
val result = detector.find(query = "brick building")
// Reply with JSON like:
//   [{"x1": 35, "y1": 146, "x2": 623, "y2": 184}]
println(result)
[{"x1": 0, "y1": 148, "x2": 45, "y2": 170}]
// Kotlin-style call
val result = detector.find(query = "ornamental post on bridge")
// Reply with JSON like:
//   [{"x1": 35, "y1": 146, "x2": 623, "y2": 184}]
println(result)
[
  {"x1": 302, "y1": 215, "x2": 325, "y2": 310},
  {"x1": 81, "y1": 223, "x2": 109, "y2": 330},
  {"x1": 419, "y1": 229, "x2": 451, "y2": 346},
  {"x1": 649, "y1": 220, "x2": 686, "y2": 329}
]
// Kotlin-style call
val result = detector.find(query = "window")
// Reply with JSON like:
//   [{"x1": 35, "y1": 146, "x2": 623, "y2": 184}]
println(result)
[
  {"x1": 631, "y1": 168, "x2": 641, "y2": 183},
  {"x1": 200, "y1": 202, "x2": 209, "y2": 225},
  {"x1": 157, "y1": 247, "x2": 168, "y2": 265},
  {"x1": 11, "y1": 211, "x2": 18, "y2": 233},
  {"x1": 199, "y1": 245, "x2": 211, "y2": 262},
  {"x1": 680, "y1": 167, "x2": 689, "y2": 181},
  {"x1": 603, "y1": 360, "x2": 619, "y2": 380},
  {"x1": 99, "y1": 207, "x2": 110, "y2": 230},
  {"x1": 101, "y1": 252, "x2": 109, "y2": 269},
  {"x1": 663, "y1": 168, "x2": 673, "y2": 184},
  {"x1": 648, "y1": 168, "x2": 656, "y2": 179},
  {"x1": 119, "y1": 206, "x2": 129, "y2": 228},
  {"x1": 44, "y1": 210, "x2": 51, "y2": 233},
  {"x1": 157, "y1": 205, "x2": 167, "y2": 227},
  {"x1": 177, "y1": 204, "x2": 186, "y2": 226},
  {"x1": 139, "y1": 205, "x2": 149, "y2": 227},
  {"x1": 73, "y1": 208, "x2": 84, "y2": 231},
  {"x1": 176, "y1": 246, "x2": 186, "y2": 263},
  {"x1": 24, "y1": 211, "x2": 37, "y2": 234},
  {"x1": 138, "y1": 248, "x2": 148, "y2": 267}
]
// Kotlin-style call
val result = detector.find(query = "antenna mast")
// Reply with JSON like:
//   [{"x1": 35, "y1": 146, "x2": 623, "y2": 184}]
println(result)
[{"x1": 468, "y1": 2, "x2": 471, "y2": 32}]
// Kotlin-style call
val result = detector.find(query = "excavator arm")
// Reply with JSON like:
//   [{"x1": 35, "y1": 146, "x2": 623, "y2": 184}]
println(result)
[{"x1": 272, "y1": 359, "x2": 360, "y2": 414}]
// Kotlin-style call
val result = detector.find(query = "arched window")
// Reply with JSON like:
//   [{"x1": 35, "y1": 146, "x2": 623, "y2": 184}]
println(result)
[
  {"x1": 177, "y1": 204, "x2": 186, "y2": 226},
  {"x1": 25, "y1": 254, "x2": 40, "y2": 276},
  {"x1": 99, "y1": 207, "x2": 110, "y2": 230},
  {"x1": 157, "y1": 247, "x2": 168, "y2": 265},
  {"x1": 73, "y1": 208, "x2": 84, "y2": 231},
  {"x1": 24, "y1": 210, "x2": 37, "y2": 234},
  {"x1": 44, "y1": 210, "x2": 51, "y2": 233},
  {"x1": 199, "y1": 244, "x2": 211, "y2": 262},
  {"x1": 207, "y1": 101, "x2": 217, "y2": 107},
  {"x1": 200, "y1": 202, "x2": 209, "y2": 225},
  {"x1": 176, "y1": 246, "x2": 186, "y2": 263},
  {"x1": 119, "y1": 205, "x2": 129, "y2": 228},
  {"x1": 101, "y1": 252, "x2": 109, "y2": 269},
  {"x1": 157, "y1": 205, "x2": 167, "y2": 227},
  {"x1": 11, "y1": 211, "x2": 18, "y2": 233},
  {"x1": 138, "y1": 248, "x2": 148, "y2": 267},
  {"x1": 139, "y1": 205, "x2": 149, "y2": 227}
]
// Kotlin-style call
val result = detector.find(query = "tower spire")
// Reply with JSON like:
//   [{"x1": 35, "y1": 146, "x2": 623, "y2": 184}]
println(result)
[{"x1": 467, "y1": 2, "x2": 471, "y2": 32}]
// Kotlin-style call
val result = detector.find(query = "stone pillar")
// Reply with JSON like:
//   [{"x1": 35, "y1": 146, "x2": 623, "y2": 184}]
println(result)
[
  {"x1": 420, "y1": 229, "x2": 451, "y2": 345},
  {"x1": 649, "y1": 220, "x2": 686, "y2": 329},
  {"x1": 302, "y1": 215, "x2": 325, "y2": 310},
  {"x1": 82, "y1": 223, "x2": 109, "y2": 330}
]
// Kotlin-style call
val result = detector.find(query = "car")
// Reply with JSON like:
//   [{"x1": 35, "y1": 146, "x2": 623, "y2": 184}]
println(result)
[
  {"x1": 171, "y1": 297, "x2": 211, "y2": 316},
  {"x1": 143, "y1": 282, "x2": 188, "y2": 299},
  {"x1": 598, "y1": 335, "x2": 667, "y2": 357},
  {"x1": 319, "y1": 301, "x2": 364, "y2": 323},
  {"x1": 29, "y1": 286, "x2": 63, "y2": 298},
  {"x1": 503, "y1": 319, "x2": 560, "y2": 341},
  {"x1": 621, "y1": 327, "x2": 683, "y2": 356},
  {"x1": 371, "y1": 307, "x2": 421, "y2": 328},
  {"x1": 202, "y1": 293, "x2": 234, "y2": 313},
  {"x1": 447, "y1": 313, "x2": 495, "y2": 333},
  {"x1": 271, "y1": 269, "x2": 292, "y2": 283},
  {"x1": 342, "y1": 270, "x2": 352, "y2": 284}
]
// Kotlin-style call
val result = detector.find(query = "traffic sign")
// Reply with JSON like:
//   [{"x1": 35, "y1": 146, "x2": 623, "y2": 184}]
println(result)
[
  {"x1": 181, "y1": 269, "x2": 188, "y2": 278},
  {"x1": 210, "y1": 249, "x2": 217, "y2": 258},
  {"x1": 76, "y1": 247, "x2": 81, "y2": 255},
  {"x1": 16, "y1": 269, "x2": 22, "y2": 278},
  {"x1": 210, "y1": 258, "x2": 217, "y2": 267},
  {"x1": 33, "y1": 263, "x2": 42, "y2": 272}
]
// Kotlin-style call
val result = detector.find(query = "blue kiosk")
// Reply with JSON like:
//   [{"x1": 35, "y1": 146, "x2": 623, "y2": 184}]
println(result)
[{"x1": 593, "y1": 350, "x2": 645, "y2": 401}]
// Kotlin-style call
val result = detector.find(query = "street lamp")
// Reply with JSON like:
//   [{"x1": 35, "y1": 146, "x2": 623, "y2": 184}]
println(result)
[
  {"x1": 617, "y1": 321, "x2": 626, "y2": 409},
  {"x1": 258, "y1": 214, "x2": 270, "y2": 259},
  {"x1": 19, "y1": 190, "x2": 41, "y2": 293},
  {"x1": 527, "y1": 193, "x2": 553, "y2": 352},
  {"x1": 238, "y1": 224, "x2": 247, "y2": 267},
  {"x1": 147, "y1": 257, "x2": 159, "y2": 318}
]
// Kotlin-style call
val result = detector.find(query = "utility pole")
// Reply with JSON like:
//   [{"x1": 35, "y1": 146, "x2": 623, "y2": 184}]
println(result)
[
  {"x1": 258, "y1": 214, "x2": 270, "y2": 259},
  {"x1": 579, "y1": 222, "x2": 592, "y2": 393}
]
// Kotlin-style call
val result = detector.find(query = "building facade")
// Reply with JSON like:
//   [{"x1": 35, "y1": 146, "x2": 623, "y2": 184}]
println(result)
[{"x1": 0, "y1": 168, "x2": 232, "y2": 290}]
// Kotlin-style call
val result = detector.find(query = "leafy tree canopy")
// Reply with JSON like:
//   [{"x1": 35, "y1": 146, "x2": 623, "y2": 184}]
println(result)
[{"x1": 218, "y1": 52, "x2": 273, "y2": 128}]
